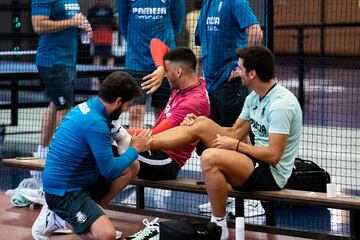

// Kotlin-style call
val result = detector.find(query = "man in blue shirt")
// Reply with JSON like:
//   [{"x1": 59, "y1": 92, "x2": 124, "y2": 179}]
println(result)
[
  {"x1": 117, "y1": 0, "x2": 185, "y2": 129},
  {"x1": 31, "y1": 0, "x2": 92, "y2": 158},
  {"x1": 32, "y1": 71, "x2": 152, "y2": 239},
  {"x1": 195, "y1": 0, "x2": 263, "y2": 130}
]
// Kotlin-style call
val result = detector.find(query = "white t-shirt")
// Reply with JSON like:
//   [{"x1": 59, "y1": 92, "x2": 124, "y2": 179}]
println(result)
[{"x1": 240, "y1": 84, "x2": 303, "y2": 188}]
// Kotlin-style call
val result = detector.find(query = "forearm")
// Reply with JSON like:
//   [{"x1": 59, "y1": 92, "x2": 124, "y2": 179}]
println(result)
[
  {"x1": 237, "y1": 143, "x2": 280, "y2": 166},
  {"x1": 32, "y1": 18, "x2": 74, "y2": 34},
  {"x1": 246, "y1": 24, "x2": 263, "y2": 47}
]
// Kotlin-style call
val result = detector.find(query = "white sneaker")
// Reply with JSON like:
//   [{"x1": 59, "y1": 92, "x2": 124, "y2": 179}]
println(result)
[
  {"x1": 32, "y1": 203, "x2": 72, "y2": 240},
  {"x1": 116, "y1": 230, "x2": 123, "y2": 239},
  {"x1": 124, "y1": 218, "x2": 159, "y2": 240},
  {"x1": 228, "y1": 199, "x2": 265, "y2": 217},
  {"x1": 19, "y1": 187, "x2": 45, "y2": 205},
  {"x1": 199, "y1": 199, "x2": 265, "y2": 217},
  {"x1": 198, "y1": 198, "x2": 233, "y2": 213}
]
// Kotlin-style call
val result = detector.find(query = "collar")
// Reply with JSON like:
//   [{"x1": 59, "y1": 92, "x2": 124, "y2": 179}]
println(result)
[
  {"x1": 259, "y1": 83, "x2": 277, "y2": 102},
  {"x1": 179, "y1": 80, "x2": 202, "y2": 95}
]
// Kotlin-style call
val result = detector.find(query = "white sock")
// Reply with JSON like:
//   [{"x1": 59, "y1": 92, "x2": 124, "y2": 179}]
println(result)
[{"x1": 211, "y1": 214, "x2": 229, "y2": 240}]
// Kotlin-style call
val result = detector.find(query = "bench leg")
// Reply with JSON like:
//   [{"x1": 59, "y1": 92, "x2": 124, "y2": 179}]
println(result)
[
  {"x1": 350, "y1": 210, "x2": 359, "y2": 240},
  {"x1": 265, "y1": 201, "x2": 276, "y2": 226},
  {"x1": 135, "y1": 186, "x2": 145, "y2": 209},
  {"x1": 235, "y1": 198, "x2": 244, "y2": 217}
]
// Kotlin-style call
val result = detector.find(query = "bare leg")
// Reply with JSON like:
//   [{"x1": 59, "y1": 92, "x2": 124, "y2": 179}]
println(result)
[
  {"x1": 106, "y1": 57, "x2": 114, "y2": 67},
  {"x1": 201, "y1": 148, "x2": 254, "y2": 217},
  {"x1": 82, "y1": 215, "x2": 116, "y2": 240},
  {"x1": 129, "y1": 105, "x2": 145, "y2": 129},
  {"x1": 41, "y1": 102, "x2": 57, "y2": 147},
  {"x1": 151, "y1": 116, "x2": 233, "y2": 151},
  {"x1": 98, "y1": 161, "x2": 140, "y2": 207}
]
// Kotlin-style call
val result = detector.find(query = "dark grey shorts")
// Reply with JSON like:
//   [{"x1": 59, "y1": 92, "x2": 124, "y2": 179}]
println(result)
[
  {"x1": 137, "y1": 150, "x2": 181, "y2": 180},
  {"x1": 45, "y1": 176, "x2": 111, "y2": 234},
  {"x1": 233, "y1": 160, "x2": 281, "y2": 192},
  {"x1": 37, "y1": 65, "x2": 76, "y2": 109}
]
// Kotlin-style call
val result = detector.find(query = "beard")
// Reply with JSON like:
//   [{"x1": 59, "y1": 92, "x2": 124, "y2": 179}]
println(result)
[{"x1": 109, "y1": 106, "x2": 122, "y2": 120}]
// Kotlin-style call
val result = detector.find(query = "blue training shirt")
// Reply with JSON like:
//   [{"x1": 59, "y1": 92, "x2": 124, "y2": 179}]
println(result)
[
  {"x1": 195, "y1": 0, "x2": 259, "y2": 92},
  {"x1": 43, "y1": 97, "x2": 139, "y2": 196},
  {"x1": 32, "y1": 0, "x2": 79, "y2": 67},
  {"x1": 117, "y1": 0, "x2": 185, "y2": 72}
]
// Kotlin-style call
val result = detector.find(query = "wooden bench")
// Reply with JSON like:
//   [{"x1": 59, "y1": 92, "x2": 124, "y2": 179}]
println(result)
[{"x1": 2, "y1": 157, "x2": 360, "y2": 239}]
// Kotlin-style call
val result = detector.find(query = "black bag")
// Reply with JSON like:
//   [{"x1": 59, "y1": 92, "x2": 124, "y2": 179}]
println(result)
[
  {"x1": 160, "y1": 218, "x2": 221, "y2": 240},
  {"x1": 285, "y1": 158, "x2": 331, "y2": 192}
]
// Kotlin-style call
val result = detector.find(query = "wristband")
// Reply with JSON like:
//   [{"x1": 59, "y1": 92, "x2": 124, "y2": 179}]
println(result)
[{"x1": 236, "y1": 140, "x2": 241, "y2": 152}]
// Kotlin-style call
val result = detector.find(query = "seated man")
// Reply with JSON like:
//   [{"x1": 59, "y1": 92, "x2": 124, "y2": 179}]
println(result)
[
  {"x1": 32, "y1": 71, "x2": 152, "y2": 240},
  {"x1": 150, "y1": 46, "x2": 303, "y2": 240},
  {"x1": 112, "y1": 41, "x2": 210, "y2": 180}
]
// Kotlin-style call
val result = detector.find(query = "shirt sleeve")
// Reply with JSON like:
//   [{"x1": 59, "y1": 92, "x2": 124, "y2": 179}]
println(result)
[
  {"x1": 86, "y1": 124, "x2": 138, "y2": 181},
  {"x1": 231, "y1": 0, "x2": 259, "y2": 29},
  {"x1": 239, "y1": 95, "x2": 251, "y2": 120},
  {"x1": 32, "y1": 0, "x2": 52, "y2": 16},
  {"x1": 268, "y1": 107, "x2": 294, "y2": 135},
  {"x1": 150, "y1": 39, "x2": 170, "y2": 67},
  {"x1": 117, "y1": 0, "x2": 130, "y2": 39},
  {"x1": 170, "y1": 0, "x2": 186, "y2": 35}
]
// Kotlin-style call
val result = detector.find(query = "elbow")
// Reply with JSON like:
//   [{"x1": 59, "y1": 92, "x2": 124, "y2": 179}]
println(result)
[
  {"x1": 33, "y1": 26, "x2": 44, "y2": 35},
  {"x1": 269, "y1": 154, "x2": 281, "y2": 166}
]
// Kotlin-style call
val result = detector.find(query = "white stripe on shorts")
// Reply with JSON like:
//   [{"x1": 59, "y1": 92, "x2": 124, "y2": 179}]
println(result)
[{"x1": 138, "y1": 154, "x2": 172, "y2": 166}]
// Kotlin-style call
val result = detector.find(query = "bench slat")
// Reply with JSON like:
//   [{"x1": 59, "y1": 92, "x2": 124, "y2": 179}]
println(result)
[{"x1": 2, "y1": 158, "x2": 360, "y2": 211}]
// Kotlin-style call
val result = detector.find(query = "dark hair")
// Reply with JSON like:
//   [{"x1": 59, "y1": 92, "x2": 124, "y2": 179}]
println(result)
[
  {"x1": 163, "y1": 47, "x2": 197, "y2": 71},
  {"x1": 235, "y1": 46, "x2": 275, "y2": 82},
  {"x1": 99, "y1": 71, "x2": 142, "y2": 103}
]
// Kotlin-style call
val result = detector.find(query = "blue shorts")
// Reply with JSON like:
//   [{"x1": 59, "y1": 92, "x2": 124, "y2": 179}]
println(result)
[{"x1": 37, "y1": 65, "x2": 76, "y2": 109}]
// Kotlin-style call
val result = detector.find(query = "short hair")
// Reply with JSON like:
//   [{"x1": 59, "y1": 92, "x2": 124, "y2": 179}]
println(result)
[
  {"x1": 163, "y1": 47, "x2": 197, "y2": 71},
  {"x1": 235, "y1": 46, "x2": 275, "y2": 82},
  {"x1": 99, "y1": 71, "x2": 142, "y2": 103}
]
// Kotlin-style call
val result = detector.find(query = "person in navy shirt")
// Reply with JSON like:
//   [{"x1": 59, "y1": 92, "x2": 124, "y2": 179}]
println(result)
[
  {"x1": 32, "y1": 71, "x2": 152, "y2": 239},
  {"x1": 117, "y1": 0, "x2": 185, "y2": 129},
  {"x1": 31, "y1": 0, "x2": 92, "y2": 159}
]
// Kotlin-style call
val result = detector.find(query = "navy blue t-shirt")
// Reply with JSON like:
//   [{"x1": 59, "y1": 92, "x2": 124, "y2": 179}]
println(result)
[
  {"x1": 32, "y1": 0, "x2": 79, "y2": 67},
  {"x1": 195, "y1": 0, "x2": 259, "y2": 92}
]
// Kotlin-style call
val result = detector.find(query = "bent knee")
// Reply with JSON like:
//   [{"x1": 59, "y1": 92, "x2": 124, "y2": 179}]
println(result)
[
  {"x1": 130, "y1": 160, "x2": 140, "y2": 176},
  {"x1": 200, "y1": 148, "x2": 219, "y2": 170}
]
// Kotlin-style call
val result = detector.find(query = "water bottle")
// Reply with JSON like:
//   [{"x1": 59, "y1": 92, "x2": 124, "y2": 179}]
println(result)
[
  {"x1": 81, "y1": 18, "x2": 91, "y2": 44},
  {"x1": 235, "y1": 217, "x2": 245, "y2": 240}
]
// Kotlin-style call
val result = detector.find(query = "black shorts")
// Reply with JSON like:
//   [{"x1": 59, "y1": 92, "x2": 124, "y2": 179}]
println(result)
[
  {"x1": 45, "y1": 176, "x2": 111, "y2": 234},
  {"x1": 127, "y1": 71, "x2": 171, "y2": 108},
  {"x1": 37, "y1": 65, "x2": 76, "y2": 109},
  {"x1": 90, "y1": 44, "x2": 113, "y2": 58},
  {"x1": 233, "y1": 160, "x2": 281, "y2": 192},
  {"x1": 137, "y1": 150, "x2": 181, "y2": 180},
  {"x1": 209, "y1": 77, "x2": 249, "y2": 127}
]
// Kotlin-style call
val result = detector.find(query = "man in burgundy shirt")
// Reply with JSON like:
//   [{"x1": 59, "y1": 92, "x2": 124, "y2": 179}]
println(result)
[{"x1": 117, "y1": 40, "x2": 210, "y2": 180}]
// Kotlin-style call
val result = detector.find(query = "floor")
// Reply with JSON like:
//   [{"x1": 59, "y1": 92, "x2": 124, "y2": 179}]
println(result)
[{"x1": 0, "y1": 193, "x2": 311, "y2": 240}]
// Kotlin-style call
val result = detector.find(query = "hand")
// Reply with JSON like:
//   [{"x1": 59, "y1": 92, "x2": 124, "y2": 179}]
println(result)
[
  {"x1": 141, "y1": 66, "x2": 165, "y2": 94},
  {"x1": 70, "y1": 13, "x2": 86, "y2": 28},
  {"x1": 228, "y1": 69, "x2": 241, "y2": 82},
  {"x1": 130, "y1": 129, "x2": 153, "y2": 152},
  {"x1": 212, "y1": 134, "x2": 238, "y2": 150},
  {"x1": 180, "y1": 113, "x2": 198, "y2": 126}
]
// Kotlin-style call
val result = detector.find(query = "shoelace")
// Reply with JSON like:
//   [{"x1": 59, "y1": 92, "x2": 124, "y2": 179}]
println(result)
[{"x1": 132, "y1": 218, "x2": 159, "y2": 239}]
